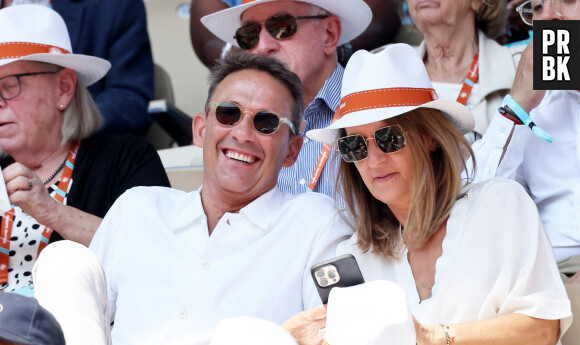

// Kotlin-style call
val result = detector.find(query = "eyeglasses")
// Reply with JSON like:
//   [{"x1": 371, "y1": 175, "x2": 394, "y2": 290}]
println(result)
[
  {"x1": 337, "y1": 125, "x2": 407, "y2": 163},
  {"x1": 0, "y1": 70, "x2": 61, "y2": 101},
  {"x1": 516, "y1": 0, "x2": 579, "y2": 26},
  {"x1": 234, "y1": 13, "x2": 330, "y2": 50},
  {"x1": 207, "y1": 102, "x2": 296, "y2": 135}
]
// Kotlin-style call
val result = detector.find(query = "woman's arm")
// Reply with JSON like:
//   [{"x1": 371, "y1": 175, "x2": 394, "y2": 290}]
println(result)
[
  {"x1": 415, "y1": 314, "x2": 560, "y2": 345},
  {"x1": 3, "y1": 163, "x2": 100, "y2": 247}
]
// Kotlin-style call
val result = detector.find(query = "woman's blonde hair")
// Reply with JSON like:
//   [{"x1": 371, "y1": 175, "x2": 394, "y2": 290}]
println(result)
[{"x1": 337, "y1": 108, "x2": 475, "y2": 258}]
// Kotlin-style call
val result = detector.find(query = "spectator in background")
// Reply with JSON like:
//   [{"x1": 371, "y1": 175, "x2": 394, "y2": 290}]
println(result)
[
  {"x1": 190, "y1": 0, "x2": 401, "y2": 67},
  {"x1": 0, "y1": 0, "x2": 155, "y2": 136},
  {"x1": 377, "y1": 0, "x2": 522, "y2": 143},
  {"x1": 468, "y1": 0, "x2": 580, "y2": 283},
  {"x1": 0, "y1": 5, "x2": 169, "y2": 294},
  {"x1": 201, "y1": 0, "x2": 372, "y2": 198}
]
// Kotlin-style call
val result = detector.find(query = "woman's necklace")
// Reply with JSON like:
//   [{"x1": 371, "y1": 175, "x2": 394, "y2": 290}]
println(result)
[{"x1": 42, "y1": 155, "x2": 68, "y2": 185}]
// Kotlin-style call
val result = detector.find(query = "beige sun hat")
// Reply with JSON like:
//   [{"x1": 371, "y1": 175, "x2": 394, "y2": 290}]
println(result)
[
  {"x1": 306, "y1": 44, "x2": 475, "y2": 145},
  {"x1": 201, "y1": 0, "x2": 372, "y2": 48},
  {"x1": 0, "y1": 4, "x2": 110, "y2": 86}
]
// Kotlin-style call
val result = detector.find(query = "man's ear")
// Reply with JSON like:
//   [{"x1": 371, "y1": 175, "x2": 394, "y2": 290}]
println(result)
[
  {"x1": 323, "y1": 15, "x2": 341, "y2": 56},
  {"x1": 56, "y1": 68, "x2": 77, "y2": 108},
  {"x1": 282, "y1": 134, "x2": 303, "y2": 167},
  {"x1": 192, "y1": 113, "x2": 207, "y2": 148}
]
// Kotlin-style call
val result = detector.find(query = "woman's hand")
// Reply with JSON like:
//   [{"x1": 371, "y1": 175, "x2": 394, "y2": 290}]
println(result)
[
  {"x1": 282, "y1": 305, "x2": 327, "y2": 345},
  {"x1": 2, "y1": 162, "x2": 59, "y2": 225},
  {"x1": 413, "y1": 317, "x2": 445, "y2": 345}
]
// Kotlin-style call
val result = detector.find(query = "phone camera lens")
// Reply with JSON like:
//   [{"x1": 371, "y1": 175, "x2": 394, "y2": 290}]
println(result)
[
  {"x1": 328, "y1": 270, "x2": 336, "y2": 279},
  {"x1": 320, "y1": 279, "x2": 328, "y2": 287},
  {"x1": 316, "y1": 270, "x2": 325, "y2": 278}
]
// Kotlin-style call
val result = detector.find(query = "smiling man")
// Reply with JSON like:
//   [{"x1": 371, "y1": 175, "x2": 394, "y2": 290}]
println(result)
[
  {"x1": 201, "y1": 0, "x2": 372, "y2": 197},
  {"x1": 83, "y1": 52, "x2": 352, "y2": 344}
]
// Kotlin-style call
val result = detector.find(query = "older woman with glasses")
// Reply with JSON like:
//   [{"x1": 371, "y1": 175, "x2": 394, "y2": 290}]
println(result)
[
  {"x1": 376, "y1": 0, "x2": 522, "y2": 143},
  {"x1": 306, "y1": 45, "x2": 572, "y2": 345},
  {"x1": 0, "y1": 5, "x2": 169, "y2": 294}
]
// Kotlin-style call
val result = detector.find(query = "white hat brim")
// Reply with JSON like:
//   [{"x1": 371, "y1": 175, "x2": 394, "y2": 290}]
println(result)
[
  {"x1": 307, "y1": 99, "x2": 474, "y2": 145},
  {"x1": 0, "y1": 53, "x2": 111, "y2": 87},
  {"x1": 201, "y1": 0, "x2": 372, "y2": 47}
]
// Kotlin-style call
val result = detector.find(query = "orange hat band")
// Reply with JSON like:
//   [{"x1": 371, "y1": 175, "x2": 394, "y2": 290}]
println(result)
[
  {"x1": 336, "y1": 87, "x2": 438, "y2": 119},
  {"x1": 241, "y1": 0, "x2": 258, "y2": 3},
  {"x1": 0, "y1": 42, "x2": 71, "y2": 60}
]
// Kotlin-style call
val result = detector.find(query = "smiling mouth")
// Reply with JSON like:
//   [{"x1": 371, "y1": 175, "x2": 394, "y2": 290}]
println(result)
[{"x1": 225, "y1": 150, "x2": 257, "y2": 164}]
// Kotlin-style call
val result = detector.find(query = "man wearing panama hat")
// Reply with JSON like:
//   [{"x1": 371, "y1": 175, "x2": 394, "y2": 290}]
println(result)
[{"x1": 201, "y1": 0, "x2": 371, "y2": 198}]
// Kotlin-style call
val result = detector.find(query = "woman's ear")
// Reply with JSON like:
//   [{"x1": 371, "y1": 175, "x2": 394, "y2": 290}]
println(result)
[
  {"x1": 422, "y1": 134, "x2": 438, "y2": 152},
  {"x1": 56, "y1": 68, "x2": 77, "y2": 108}
]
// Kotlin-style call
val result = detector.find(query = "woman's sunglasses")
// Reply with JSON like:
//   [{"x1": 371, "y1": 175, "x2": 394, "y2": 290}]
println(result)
[
  {"x1": 337, "y1": 125, "x2": 407, "y2": 162},
  {"x1": 234, "y1": 13, "x2": 330, "y2": 50},
  {"x1": 207, "y1": 102, "x2": 296, "y2": 135}
]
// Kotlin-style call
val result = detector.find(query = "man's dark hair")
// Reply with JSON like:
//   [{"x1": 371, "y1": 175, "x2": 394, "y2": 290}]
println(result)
[{"x1": 206, "y1": 52, "x2": 304, "y2": 133}]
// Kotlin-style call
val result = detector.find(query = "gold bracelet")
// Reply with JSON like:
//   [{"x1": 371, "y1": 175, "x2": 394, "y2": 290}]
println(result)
[{"x1": 440, "y1": 324, "x2": 455, "y2": 345}]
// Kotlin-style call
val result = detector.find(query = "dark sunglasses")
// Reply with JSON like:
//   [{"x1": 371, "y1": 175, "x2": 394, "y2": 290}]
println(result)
[
  {"x1": 234, "y1": 13, "x2": 330, "y2": 50},
  {"x1": 207, "y1": 102, "x2": 296, "y2": 135},
  {"x1": 337, "y1": 125, "x2": 407, "y2": 162}
]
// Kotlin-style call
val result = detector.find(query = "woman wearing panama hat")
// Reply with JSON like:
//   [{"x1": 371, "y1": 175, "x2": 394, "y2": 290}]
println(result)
[
  {"x1": 0, "y1": 5, "x2": 169, "y2": 293},
  {"x1": 306, "y1": 44, "x2": 571, "y2": 344}
]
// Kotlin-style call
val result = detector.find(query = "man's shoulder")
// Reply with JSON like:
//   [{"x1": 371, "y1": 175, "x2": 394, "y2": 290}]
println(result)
[
  {"x1": 113, "y1": 186, "x2": 197, "y2": 212},
  {"x1": 278, "y1": 191, "x2": 339, "y2": 219}
]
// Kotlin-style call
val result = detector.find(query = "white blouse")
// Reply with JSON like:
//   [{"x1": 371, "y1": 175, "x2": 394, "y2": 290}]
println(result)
[{"x1": 337, "y1": 178, "x2": 572, "y2": 339}]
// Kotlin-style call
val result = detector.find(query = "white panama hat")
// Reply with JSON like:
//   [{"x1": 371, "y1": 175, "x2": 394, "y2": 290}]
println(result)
[
  {"x1": 0, "y1": 4, "x2": 110, "y2": 86},
  {"x1": 201, "y1": 0, "x2": 372, "y2": 48},
  {"x1": 306, "y1": 44, "x2": 475, "y2": 145}
]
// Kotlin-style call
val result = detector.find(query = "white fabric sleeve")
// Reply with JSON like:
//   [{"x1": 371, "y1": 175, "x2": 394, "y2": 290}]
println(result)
[
  {"x1": 466, "y1": 114, "x2": 517, "y2": 183},
  {"x1": 301, "y1": 211, "x2": 354, "y2": 310},
  {"x1": 482, "y1": 180, "x2": 572, "y2": 338},
  {"x1": 89, "y1": 190, "x2": 133, "y2": 324}
]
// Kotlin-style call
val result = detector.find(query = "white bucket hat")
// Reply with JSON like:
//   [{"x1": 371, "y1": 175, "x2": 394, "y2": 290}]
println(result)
[
  {"x1": 209, "y1": 316, "x2": 298, "y2": 345},
  {"x1": 0, "y1": 4, "x2": 110, "y2": 86},
  {"x1": 307, "y1": 44, "x2": 475, "y2": 144},
  {"x1": 324, "y1": 280, "x2": 416, "y2": 345},
  {"x1": 201, "y1": 0, "x2": 372, "y2": 48}
]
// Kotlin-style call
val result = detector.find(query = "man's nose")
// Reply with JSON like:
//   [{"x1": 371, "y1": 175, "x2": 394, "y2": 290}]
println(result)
[{"x1": 249, "y1": 26, "x2": 280, "y2": 56}]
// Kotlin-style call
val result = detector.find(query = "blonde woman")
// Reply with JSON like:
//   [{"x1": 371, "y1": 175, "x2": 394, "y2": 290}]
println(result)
[{"x1": 307, "y1": 44, "x2": 571, "y2": 345}]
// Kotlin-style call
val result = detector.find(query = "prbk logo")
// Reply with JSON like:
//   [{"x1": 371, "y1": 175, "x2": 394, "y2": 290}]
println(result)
[{"x1": 534, "y1": 20, "x2": 580, "y2": 90}]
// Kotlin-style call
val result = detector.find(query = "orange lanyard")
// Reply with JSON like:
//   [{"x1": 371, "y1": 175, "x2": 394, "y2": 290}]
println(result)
[
  {"x1": 307, "y1": 110, "x2": 342, "y2": 192},
  {"x1": 0, "y1": 141, "x2": 80, "y2": 285},
  {"x1": 456, "y1": 51, "x2": 479, "y2": 106}
]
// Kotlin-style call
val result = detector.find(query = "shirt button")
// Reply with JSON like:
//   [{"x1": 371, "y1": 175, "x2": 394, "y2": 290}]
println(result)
[
  {"x1": 299, "y1": 178, "x2": 306, "y2": 186},
  {"x1": 179, "y1": 310, "x2": 187, "y2": 319},
  {"x1": 201, "y1": 261, "x2": 210, "y2": 269}
]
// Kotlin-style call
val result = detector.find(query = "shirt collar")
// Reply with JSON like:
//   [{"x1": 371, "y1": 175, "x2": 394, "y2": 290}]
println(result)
[
  {"x1": 312, "y1": 64, "x2": 345, "y2": 112},
  {"x1": 238, "y1": 186, "x2": 287, "y2": 231}
]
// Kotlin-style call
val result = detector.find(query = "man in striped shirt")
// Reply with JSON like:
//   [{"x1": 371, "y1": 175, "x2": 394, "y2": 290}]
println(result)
[{"x1": 201, "y1": 0, "x2": 371, "y2": 197}]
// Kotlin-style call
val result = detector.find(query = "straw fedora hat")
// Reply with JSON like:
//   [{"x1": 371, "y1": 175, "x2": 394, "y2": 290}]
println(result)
[
  {"x1": 306, "y1": 44, "x2": 475, "y2": 144},
  {"x1": 201, "y1": 0, "x2": 372, "y2": 47},
  {"x1": 0, "y1": 4, "x2": 110, "y2": 86}
]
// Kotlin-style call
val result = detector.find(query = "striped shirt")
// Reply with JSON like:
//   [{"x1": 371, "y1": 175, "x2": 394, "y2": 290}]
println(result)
[{"x1": 278, "y1": 64, "x2": 344, "y2": 198}]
